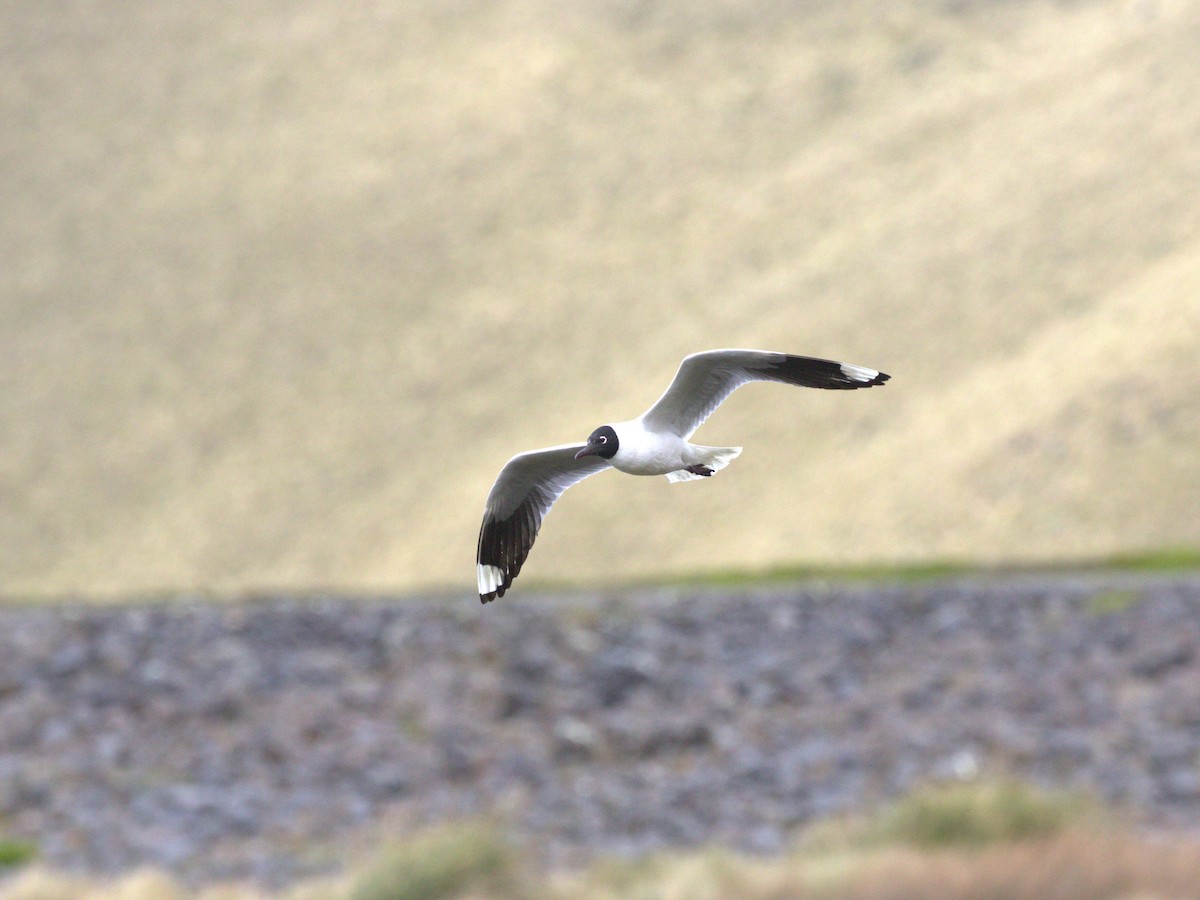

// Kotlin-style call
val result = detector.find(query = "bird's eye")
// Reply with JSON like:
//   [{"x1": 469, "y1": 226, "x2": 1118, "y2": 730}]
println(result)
[{"x1": 598, "y1": 436, "x2": 607, "y2": 443}]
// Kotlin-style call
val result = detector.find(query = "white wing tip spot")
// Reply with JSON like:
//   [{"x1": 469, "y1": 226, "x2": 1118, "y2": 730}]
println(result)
[
  {"x1": 477, "y1": 564, "x2": 504, "y2": 595},
  {"x1": 840, "y1": 363, "x2": 879, "y2": 383}
]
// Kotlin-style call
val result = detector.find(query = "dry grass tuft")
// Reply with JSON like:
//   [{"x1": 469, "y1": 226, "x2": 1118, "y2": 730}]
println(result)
[
  {"x1": 553, "y1": 830, "x2": 1200, "y2": 900},
  {"x1": 0, "y1": 867, "x2": 188, "y2": 900},
  {"x1": 5, "y1": 788, "x2": 1200, "y2": 899},
  {"x1": 831, "y1": 830, "x2": 1200, "y2": 900}
]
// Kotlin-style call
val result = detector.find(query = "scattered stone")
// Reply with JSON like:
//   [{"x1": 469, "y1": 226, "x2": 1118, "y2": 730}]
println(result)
[{"x1": 0, "y1": 575, "x2": 1195, "y2": 888}]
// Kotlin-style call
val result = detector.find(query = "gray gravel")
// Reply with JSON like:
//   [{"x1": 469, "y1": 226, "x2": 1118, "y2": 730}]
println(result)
[{"x1": 1, "y1": 574, "x2": 1199, "y2": 886}]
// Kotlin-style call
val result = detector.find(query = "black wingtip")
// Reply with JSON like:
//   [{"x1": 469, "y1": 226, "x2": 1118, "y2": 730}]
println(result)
[
  {"x1": 478, "y1": 500, "x2": 535, "y2": 606},
  {"x1": 766, "y1": 356, "x2": 892, "y2": 391},
  {"x1": 837, "y1": 363, "x2": 890, "y2": 388},
  {"x1": 478, "y1": 568, "x2": 514, "y2": 605}
]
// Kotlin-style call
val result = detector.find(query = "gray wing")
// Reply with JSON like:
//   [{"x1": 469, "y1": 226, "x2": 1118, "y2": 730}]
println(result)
[
  {"x1": 639, "y1": 349, "x2": 890, "y2": 438},
  {"x1": 476, "y1": 444, "x2": 612, "y2": 603}
]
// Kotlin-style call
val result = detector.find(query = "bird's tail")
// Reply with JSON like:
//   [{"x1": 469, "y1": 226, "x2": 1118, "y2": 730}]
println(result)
[{"x1": 665, "y1": 446, "x2": 742, "y2": 483}]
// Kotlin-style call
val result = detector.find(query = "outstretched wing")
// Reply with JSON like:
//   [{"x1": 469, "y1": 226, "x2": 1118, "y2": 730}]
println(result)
[
  {"x1": 476, "y1": 444, "x2": 612, "y2": 603},
  {"x1": 639, "y1": 349, "x2": 890, "y2": 438}
]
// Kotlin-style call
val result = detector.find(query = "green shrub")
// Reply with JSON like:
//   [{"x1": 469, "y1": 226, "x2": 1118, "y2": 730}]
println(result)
[
  {"x1": 1086, "y1": 588, "x2": 1140, "y2": 616},
  {"x1": 863, "y1": 780, "x2": 1092, "y2": 849},
  {"x1": 348, "y1": 819, "x2": 519, "y2": 900},
  {"x1": 0, "y1": 837, "x2": 36, "y2": 868}
]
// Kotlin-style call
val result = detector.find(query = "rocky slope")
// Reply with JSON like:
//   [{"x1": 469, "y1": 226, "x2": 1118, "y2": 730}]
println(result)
[{"x1": 1, "y1": 575, "x2": 1198, "y2": 886}]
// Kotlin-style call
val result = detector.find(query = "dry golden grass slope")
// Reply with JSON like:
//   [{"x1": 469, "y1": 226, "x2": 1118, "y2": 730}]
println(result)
[{"x1": 3, "y1": 0, "x2": 1200, "y2": 597}]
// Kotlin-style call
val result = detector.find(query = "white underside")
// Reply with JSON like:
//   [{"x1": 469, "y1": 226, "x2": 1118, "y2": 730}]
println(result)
[
  {"x1": 477, "y1": 564, "x2": 504, "y2": 594},
  {"x1": 664, "y1": 445, "x2": 742, "y2": 482},
  {"x1": 607, "y1": 419, "x2": 744, "y2": 483}
]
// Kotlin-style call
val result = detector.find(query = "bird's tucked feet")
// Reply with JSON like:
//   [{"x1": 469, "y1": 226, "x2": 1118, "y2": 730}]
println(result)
[{"x1": 684, "y1": 464, "x2": 715, "y2": 477}]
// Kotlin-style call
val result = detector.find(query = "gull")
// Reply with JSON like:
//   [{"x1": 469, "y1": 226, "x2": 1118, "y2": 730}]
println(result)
[{"x1": 476, "y1": 349, "x2": 890, "y2": 603}]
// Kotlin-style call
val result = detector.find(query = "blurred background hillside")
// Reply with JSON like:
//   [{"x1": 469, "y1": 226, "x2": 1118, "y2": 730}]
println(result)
[{"x1": 4, "y1": 0, "x2": 1200, "y2": 598}]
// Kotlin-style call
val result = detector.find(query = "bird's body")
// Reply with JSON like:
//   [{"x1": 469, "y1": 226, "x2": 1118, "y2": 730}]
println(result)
[
  {"x1": 476, "y1": 349, "x2": 890, "y2": 602},
  {"x1": 601, "y1": 418, "x2": 740, "y2": 479}
]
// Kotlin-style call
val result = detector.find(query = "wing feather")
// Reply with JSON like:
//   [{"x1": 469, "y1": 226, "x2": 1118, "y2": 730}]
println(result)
[
  {"x1": 639, "y1": 349, "x2": 889, "y2": 438},
  {"x1": 476, "y1": 444, "x2": 611, "y2": 603}
]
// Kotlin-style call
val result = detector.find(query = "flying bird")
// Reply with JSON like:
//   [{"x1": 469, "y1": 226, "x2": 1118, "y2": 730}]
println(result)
[{"x1": 476, "y1": 349, "x2": 890, "y2": 603}]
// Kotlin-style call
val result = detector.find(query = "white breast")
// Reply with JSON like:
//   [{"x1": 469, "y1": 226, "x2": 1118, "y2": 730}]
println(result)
[{"x1": 609, "y1": 420, "x2": 688, "y2": 476}]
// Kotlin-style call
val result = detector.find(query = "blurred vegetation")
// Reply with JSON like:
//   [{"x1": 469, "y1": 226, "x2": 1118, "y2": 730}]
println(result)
[
  {"x1": 347, "y1": 819, "x2": 520, "y2": 900},
  {"x1": 1104, "y1": 547, "x2": 1200, "y2": 573},
  {"x1": 1086, "y1": 588, "x2": 1141, "y2": 617},
  {"x1": 837, "y1": 780, "x2": 1096, "y2": 850},
  {"x1": 649, "y1": 547, "x2": 1200, "y2": 593},
  {"x1": 6, "y1": 781, "x2": 1200, "y2": 899},
  {"x1": 0, "y1": 838, "x2": 36, "y2": 869}
]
